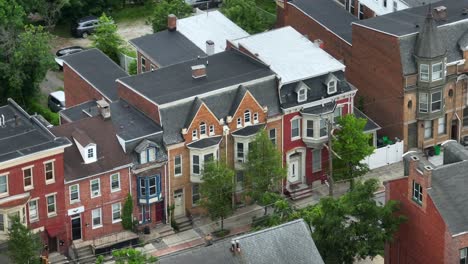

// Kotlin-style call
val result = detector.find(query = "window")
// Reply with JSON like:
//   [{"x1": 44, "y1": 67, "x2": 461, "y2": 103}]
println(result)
[
  {"x1": 45, "y1": 161, "x2": 54, "y2": 182},
  {"x1": 393, "y1": 1, "x2": 397, "y2": 11},
  {"x1": 192, "y1": 130, "x2": 197, "y2": 140},
  {"x1": 328, "y1": 80, "x2": 337, "y2": 94},
  {"x1": 0, "y1": 175, "x2": 7, "y2": 195},
  {"x1": 23, "y1": 167, "x2": 33, "y2": 189},
  {"x1": 383, "y1": 0, "x2": 387, "y2": 7},
  {"x1": 200, "y1": 122, "x2": 206, "y2": 135},
  {"x1": 237, "y1": 142, "x2": 244, "y2": 163},
  {"x1": 140, "y1": 147, "x2": 156, "y2": 164},
  {"x1": 139, "y1": 205, "x2": 150, "y2": 223},
  {"x1": 70, "y1": 184, "x2": 80, "y2": 203},
  {"x1": 47, "y1": 194, "x2": 56, "y2": 216},
  {"x1": 150, "y1": 64, "x2": 155, "y2": 71},
  {"x1": 419, "y1": 93, "x2": 428, "y2": 113},
  {"x1": 432, "y1": 62, "x2": 443, "y2": 81},
  {"x1": 236, "y1": 171, "x2": 244, "y2": 192},
  {"x1": 90, "y1": 179, "x2": 100, "y2": 198},
  {"x1": 312, "y1": 149, "x2": 322, "y2": 172},
  {"x1": 420, "y1": 64, "x2": 429, "y2": 81},
  {"x1": 461, "y1": 248, "x2": 467, "y2": 264},
  {"x1": 149, "y1": 177, "x2": 157, "y2": 196},
  {"x1": 29, "y1": 199, "x2": 39, "y2": 222},
  {"x1": 237, "y1": 118, "x2": 242, "y2": 128},
  {"x1": 431, "y1": 91, "x2": 442, "y2": 112},
  {"x1": 438, "y1": 115, "x2": 446, "y2": 135},
  {"x1": 87, "y1": 148, "x2": 94, "y2": 158},
  {"x1": 358, "y1": 4, "x2": 364, "y2": 19},
  {"x1": 0, "y1": 215, "x2": 3, "y2": 231},
  {"x1": 320, "y1": 119, "x2": 327, "y2": 137},
  {"x1": 192, "y1": 184, "x2": 200, "y2": 205},
  {"x1": 269, "y1": 129, "x2": 276, "y2": 145},
  {"x1": 111, "y1": 173, "x2": 120, "y2": 192},
  {"x1": 209, "y1": 125, "x2": 215, "y2": 135},
  {"x1": 253, "y1": 112, "x2": 258, "y2": 123},
  {"x1": 139, "y1": 178, "x2": 146, "y2": 196},
  {"x1": 334, "y1": 108, "x2": 342, "y2": 123},
  {"x1": 141, "y1": 57, "x2": 146, "y2": 72},
  {"x1": 244, "y1": 110, "x2": 251, "y2": 124},
  {"x1": 174, "y1": 155, "x2": 182, "y2": 176},
  {"x1": 193, "y1": 155, "x2": 200, "y2": 175},
  {"x1": 424, "y1": 120, "x2": 433, "y2": 139},
  {"x1": 306, "y1": 120, "x2": 314, "y2": 138},
  {"x1": 298, "y1": 88, "x2": 307, "y2": 102},
  {"x1": 112, "y1": 203, "x2": 121, "y2": 222},
  {"x1": 92, "y1": 208, "x2": 102, "y2": 228},
  {"x1": 291, "y1": 118, "x2": 300, "y2": 139},
  {"x1": 412, "y1": 180, "x2": 423, "y2": 204}
]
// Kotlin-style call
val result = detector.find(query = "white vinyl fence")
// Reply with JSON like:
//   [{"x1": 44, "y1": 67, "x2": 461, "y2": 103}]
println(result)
[
  {"x1": 118, "y1": 52, "x2": 136, "y2": 73},
  {"x1": 361, "y1": 141, "x2": 404, "y2": 170}
]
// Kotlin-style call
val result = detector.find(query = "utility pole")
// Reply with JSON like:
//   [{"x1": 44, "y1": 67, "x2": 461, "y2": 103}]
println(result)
[{"x1": 327, "y1": 119, "x2": 335, "y2": 197}]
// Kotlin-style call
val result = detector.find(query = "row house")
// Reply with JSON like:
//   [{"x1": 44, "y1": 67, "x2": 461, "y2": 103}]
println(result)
[
  {"x1": 385, "y1": 141, "x2": 468, "y2": 263},
  {"x1": 0, "y1": 99, "x2": 71, "y2": 254},
  {"x1": 339, "y1": 0, "x2": 439, "y2": 19},
  {"x1": 129, "y1": 11, "x2": 249, "y2": 73}
]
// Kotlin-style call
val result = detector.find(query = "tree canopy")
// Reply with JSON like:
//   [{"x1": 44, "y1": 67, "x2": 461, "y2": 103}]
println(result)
[
  {"x1": 111, "y1": 248, "x2": 158, "y2": 264},
  {"x1": 92, "y1": 13, "x2": 123, "y2": 63},
  {"x1": 8, "y1": 215, "x2": 42, "y2": 264},
  {"x1": 221, "y1": 0, "x2": 275, "y2": 34},
  {"x1": 149, "y1": 0, "x2": 192, "y2": 32}
]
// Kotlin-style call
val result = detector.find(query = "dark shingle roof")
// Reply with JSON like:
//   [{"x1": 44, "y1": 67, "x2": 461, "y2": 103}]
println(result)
[
  {"x1": 62, "y1": 48, "x2": 129, "y2": 101},
  {"x1": 443, "y1": 141, "x2": 468, "y2": 165},
  {"x1": 232, "y1": 124, "x2": 264, "y2": 137},
  {"x1": 118, "y1": 50, "x2": 274, "y2": 105},
  {"x1": 354, "y1": 107, "x2": 381, "y2": 132},
  {"x1": 186, "y1": 136, "x2": 222, "y2": 149},
  {"x1": 229, "y1": 86, "x2": 248, "y2": 116},
  {"x1": 159, "y1": 219, "x2": 324, "y2": 264},
  {"x1": 302, "y1": 102, "x2": 336, "y2": 115},
  {"x1": 185, "y1": 97, "x2": 204, "y2": 128},
  {"x1": 289, "y1": 0, "x2": 357, "y2": 44},
  {"x1": 0, "y1": 99, "x2": 71, "y2": 163},
  {"x1": 414, "y1": 12, "x2": 446, "y2": 58},
  {"x1": 129, "y1": 31, "x2": 206, "y2": 67}
]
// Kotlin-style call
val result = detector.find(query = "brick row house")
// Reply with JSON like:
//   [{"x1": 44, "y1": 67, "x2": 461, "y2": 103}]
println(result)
[
  {"x1": 0, "y1": 99, "x2": 71, "y2": 254},
  {"x1": 339, "y1": 0, "x2": 439, "y2": 20},
  {"x1": 385, "y1": 141, "x2": 468, "y2": 263}
]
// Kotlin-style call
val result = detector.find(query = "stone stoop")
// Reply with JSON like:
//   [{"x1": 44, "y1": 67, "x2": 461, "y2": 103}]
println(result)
[
  {"x1": 174, "y1": 216, "x2": 193, "y2": 232},
  {"x1": 75, "y1": 245, "x2": 96, "y2": 264},
  {"x1": 48, "y1": 252, "x2": 70, "y2": 264},
  {"x1": 288, "y1": 184, "x2": 314, "y2": 200},
  {"x1": 157, "y1": 224, "x2": 175, "y2": 238}
]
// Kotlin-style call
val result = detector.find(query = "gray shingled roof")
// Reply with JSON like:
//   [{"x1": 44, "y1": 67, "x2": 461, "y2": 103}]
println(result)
[
  {"x1": 302, "y1": 102, "x2": 336, "y2": 115},
  {"x1": 414, "y1": 11, "x2": 446, "y2": 59},
  {"x1": 185, "y1": 97, "x2": 204, "y2": 128},
  {"x1": 159, "y1": 219, "x2": 324, "y2": 264},
  {"x1": 402, "y1": 0, "x2": 441, "y2": 7},
  {"x1": 129, "y1": 31, "x2": 206, "y2": 67},
  {"x1": 0, "y1": 99, "x2": 71, "y2": 163},
  {"x1": 232, "y1": 124, "x2": 264, "y2": 136},
  {"x1": 186, "y1": 136, "x2": 222, "y2": 149},
  {"x1": 354, "y1": 107, "x2": 381, "y2": 132},
  {"x1": 229, "y1": 86, "x2": 248, "y2": 116},
  {"x1": 289, "y1": 0, "x2": 357, "y2": 44},
  {"x1": 62, "y1": 48, "x2": 129, "y2": 101}
]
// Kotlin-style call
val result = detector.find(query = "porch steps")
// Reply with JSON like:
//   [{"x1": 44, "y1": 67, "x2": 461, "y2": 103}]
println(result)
[
  {"x1": 174, "y1": 216, "x2": 192, "y2": 232},
  {"x1": 157, "y1": 224, "x2": 175, "y2": 238},
  {"x1": 289, "y1": 185, "x2": 314, "y2": 200},
  {"x1": 48, "y1": 252, "x2": 70, "y2": 264},
  {"x1": 75, "y1": 245, "x2": 96, "y2": 264}
]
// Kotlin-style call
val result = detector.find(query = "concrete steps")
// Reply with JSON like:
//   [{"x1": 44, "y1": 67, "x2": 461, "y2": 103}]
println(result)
[
  {"x1": 157, "y1": 224, "x2": 175, "y2": 238},
  {"x1": 75, "y1": 245, "x2": 96, "y2": 264},
  {"x1": 289, "y1": 184, "x2": 314, "y2": 200},
  {"x1": 48, "y1": 252, "x2": 70, "y2": 264},
  {"x1": 175, "y1": 216, "x2": 192, "y2": 232}
]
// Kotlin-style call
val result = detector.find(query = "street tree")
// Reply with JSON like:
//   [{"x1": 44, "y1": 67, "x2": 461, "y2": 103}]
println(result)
[
  {"x1": 121, "y1": 193, "x2": 133, "y2": 230},
  {"x1": 111, "y1": 248, "x2": 158, "y2": 264},
  {"x1": 149, "y1": 0, "x2": 192, "y2": 32},
  {"x1": 8, "y1": 215, "x2": 42, "y2": 264},
  {"x1": 332, "y1": 114, "x2": 375, "y2": 189},
  {"x1": 221, "y1": 0, "x2": 274, "y2": 34},
  {"x1": 244, "y1": 130, "x2": 286, "y2": 214},
  {"x1": 92, "y1": 13, "x2": 123, "y2": 63},
  {"x1": 199, "y1": 160, "x2": 235, "y2": 231}
]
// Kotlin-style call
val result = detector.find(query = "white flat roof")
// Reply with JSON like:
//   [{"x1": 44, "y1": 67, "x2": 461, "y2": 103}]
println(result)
[
  {"x1": 230, "y1": 26, "x2": 345, "y2": 84},
  {"x1": 177, "y1": 10, "x2": 249, "y2": 54}
]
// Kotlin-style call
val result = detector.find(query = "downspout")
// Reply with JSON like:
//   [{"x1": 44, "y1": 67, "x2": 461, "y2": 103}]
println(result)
[
  {"x1": 281, "y1": 114, "x2": 285, "y2": 196},
  {"x1": 128, "y1": 166, "x2": 132, "y2": 222},
  {"x1": 166, "y1": 148, "x2": 170, "y2": 224}
]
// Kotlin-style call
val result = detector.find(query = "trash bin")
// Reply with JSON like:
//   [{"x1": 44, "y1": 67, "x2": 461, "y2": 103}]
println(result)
[{"x1": 434, "y1": 145, "x2": 441, "y2": 155}]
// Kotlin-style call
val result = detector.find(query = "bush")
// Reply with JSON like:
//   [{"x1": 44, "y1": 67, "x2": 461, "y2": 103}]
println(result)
[
  {"x1": 128, "y1": 59, "x2": 137, "y2": 75},
  {"x1": 122, "y1": 194, "x2": 134, "y2": 230},
  {"x1": 27, "y1": 100, "x2": 59, "y2": 126}
]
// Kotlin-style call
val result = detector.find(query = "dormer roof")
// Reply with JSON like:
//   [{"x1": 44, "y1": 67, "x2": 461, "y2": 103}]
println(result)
[
  {"x1": 229, "y1": 85, "x2": 248, "y2": 117},
  {"x1": 72, "y1": 129, "x2": 94, "y2": 147},
  {"x1": 135, "y1": 139, "x2": 159, "y2": 154},
  {"x1": 185, "y1": 97, "x2": 205, "y2": 128}
]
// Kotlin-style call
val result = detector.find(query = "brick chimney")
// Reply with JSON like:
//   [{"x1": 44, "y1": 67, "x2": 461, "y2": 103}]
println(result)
[
  {"x1": 96, "y1": 99, "x2": 111, "y2": 119},
  {"x1": 168, "y1": 14, "x2": 177, "y2": 31},
  {"x1": 191, "y1": 65, "x2": 206, "y2": 79},
  {"x1": 206, "y1": 40, "x2": 215, "y2": 56},
  {"x1": 433, "y1": 6, "x2": 447, "y2": 21}
]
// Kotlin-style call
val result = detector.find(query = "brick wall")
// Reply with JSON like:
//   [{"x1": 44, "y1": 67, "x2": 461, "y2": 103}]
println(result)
[
  {"x1": 63, "y1": 64, "x2": 108, "y2": 107},
  {"x1": 117, "y1": 82, "x2": 161, "y2": 124},
  {"x1": 136, "y1": 52, "x2": 158, "y2": 74}
]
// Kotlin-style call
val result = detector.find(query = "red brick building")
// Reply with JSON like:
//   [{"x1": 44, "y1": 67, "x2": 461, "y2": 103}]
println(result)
[
  {"x1": 0, "y1": 99, "x2": 71, "y2": 255},
  {"x1": 385, "y1": 141, "x2": 468, "y2": 263}
]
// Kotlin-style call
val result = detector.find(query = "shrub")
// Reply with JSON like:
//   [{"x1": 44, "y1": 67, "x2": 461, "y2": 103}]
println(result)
[{"x1": 27, "y1": 100, "x2": 59, "y2": 125}]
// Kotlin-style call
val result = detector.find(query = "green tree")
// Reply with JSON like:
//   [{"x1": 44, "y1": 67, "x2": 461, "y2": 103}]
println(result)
[
  {"x1": 244, "y1": 130, "x2": 286, "y2": 214},
  {"x1": 332, "y1": 114, "x2": 375, "y2": 189},
  {"x1": 8, "y1": 215, "x2": 42, "y2": 264},
  {"x1": 36, "y1": 0, "x2": 70, "y2": 30},
  {"x1": 111, "y1": 248, "x2": 158, "y2": 264},
  {"x1": 122, "y1": 193, "x2": 133, "y2": 230},
  {"x1": 221, "y1": 0, "x2": 275, "y2": 34},
  {"x1": 92, "y1": 13, "x2": 123, "y2": 63},
  {"x1": 199, "y1": 160, "x2": 235, "y2": 231},
  {"x1": 149, "y1": 0, "x2": 192, "y2": 32}
]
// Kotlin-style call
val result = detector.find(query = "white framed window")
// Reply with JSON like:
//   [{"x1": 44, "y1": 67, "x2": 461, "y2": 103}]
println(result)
[
  {"x1": 192, "y1": 184, "x2": 200, "y2": 205},
  {"x1": 237, "y1": 117, "x2": 242, "y2": 128},
  {"x1": 253, "y1": 112, "x2": 258, "y2": 123},
  {"x1": 461, "y1": 248, "x2": 467, "y2": 264},
  {"x1": 0, "y1": 175, "x2": 7, "y2": 196},
  {"x1": 111, "y1": 173, "x2": 120, "y2": 192},
  {"x1": 438, "y1": 115, "x2": 446, "y2": 135},
  {"x1": 192, "y1": 155, "x2": 200, "y2": 175},
  {"x1": 87, "y1": 148, "x2": 94, "y2": 159},
  {"x1": 431, "y1": 91, "x2": 442, "y2": 112},
  {"x1": 312, "y1": 149, "x2": 322, "y2": 172},
  {"x1": 46, "y1": 194, "x2": 56, "y2": 217},
  {"x1": 424, "y1": 120, "x2": 433, "y2": 139},
  {"x1": 244, "y1": 110, "x2": 251, "y2": 124},
  {"x1": 383, "y1": 0, "x2": 387, "y2": 7},
  {"x1": 139, "y1": 204, "x2": 150, "y2": 223},
  {"x1": 200, "y1": 122, "x2": 206, "y2": 136},
  {"x1": 291, "y1": 118, "x2": 300, "y2": 139},
  {"x1": 209, "y1": 125, "x2": 215, "y2": 136},
  {"x1": 297, "y1": 88, "x2": 307, "y2": 102},
  {"x1": 139, "y1": 178, "x2": 146, "y2": 196},
  {"x1": 306, "y1": 120, "x2": 314, "y2": 138},
  {"x1": 328, "y1": 80, "x2": 337, "y2": 94},
  {"x1": 334, "y1": 107, "x2": 342, "y2": 123},
  {"x1": 90, "y1": 179, "x2": 101, "y2": 198},
  {"x1": 23, "y1": 167, "x2": 33, "y2": 190},
  {"x1": 320, "y1": 119, "x2": 327, "y2": 137},
  {"x1": 141, "y1": 56, "x2": 146, "y2": 72},
  {"x1": 69, "y1": 184, "x2": 80, "y2": 203},
  {"x1": 269, "y1": 128, "x2": 276, "y2": 145},
  {"x1": 237, "y1": 142, "x2": 244, "y2": 163},
  {"x1": 28, "y1": 199, "x2": 39, "y2": 222},
  {"x1": 412, "y1": 180, "x2": 423, "y2": 204},
  {"x1": 92, "y1": 208, "x2": 102, "y2": 228},
  {"x1": 174, "y1": 155, "x2": 182, "y2": 176},
  {"x1": 148, "y1": 177, "x2": 157, "y2": 196},
  {"x1": 44, "y1": 161, "x2": 55, "y2": 183},
  {"x1": 192, "y1": 129, "x2": 197, "y2": 140},
  {"x1": 112, "y1": 203, "x2": 121, "y2": 223},
  {"x1": 420, "y1": 64, "x2": 429, "y2": 81},
  {"x1": 432, "y1": 62, "x2": 443, "y2": 81},
  {"x1": 148, "y1": 148, "x2": 156, "y2": 162},
  {"x1": 419, "y1": 93, "x2": 428, "y2": 113}
]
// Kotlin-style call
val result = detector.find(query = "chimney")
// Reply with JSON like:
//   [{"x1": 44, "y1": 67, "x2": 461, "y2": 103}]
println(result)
[
  {"x1": 96, "y1": 99, "x2": 111, "y2": 119},
  {"x1": 168, "y1": 14, "x2": 177, "y2": 31},
  {"x1": 206, "y1": 40, "x2": 215, "y2": 56},
  {"x1": 433, "y1": 6, "x2": 447, "y2": 20},
  {"x1": 191, "y1": 64, "x2": 206, "y2": 79},
  {"x1": 314, "y1": 39, "x2": 324, "y2": 49}
]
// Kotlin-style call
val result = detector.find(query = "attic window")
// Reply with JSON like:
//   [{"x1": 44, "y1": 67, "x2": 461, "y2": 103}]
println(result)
[
  {"x1": 209, "y1": 125, "x2": 215, "y2": 136},
  {"x1": 192, "y1": 129, "x2": 197, "y2": 140},
  {"x1": 297, "y1": 88, "x2": 307, "y2": 102},
  {"x1": 328, "y1": 80, "x2": 337, "y2": 94},
  {"x1": 87, "y1": 148, "x2": 94, "y2": 158},
  {"x1": 140, "y1": 147, "x2": 157, "y2": 164},
  {"x1": 244, "y1": 110, "x2": 251, "y2": 124},
  {"x1": 200, "y1": 122, "x2": 206, "y2": 136}
]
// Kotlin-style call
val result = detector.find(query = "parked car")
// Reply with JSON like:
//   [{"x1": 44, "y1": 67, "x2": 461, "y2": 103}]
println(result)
[
  {"x1": 185, "y1": 0, "x2": 221, "y2": 9},
  {"x1": 71, "y1": 16, "x2": 99, "y2": 38},
  {"x1": 48, "y1": 91, "x2": 66, "y2": 113},
  {"x1": 55, "y1": 46, "x2": 85, "y2": 70}
]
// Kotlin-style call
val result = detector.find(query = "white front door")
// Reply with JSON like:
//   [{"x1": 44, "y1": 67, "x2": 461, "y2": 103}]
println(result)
[
  {"x1": 288, "y1": 160, "x2": 299, "y2": 183},
  {"x1": 173, "y1": 189, "x2": 184, "y2": 216}
]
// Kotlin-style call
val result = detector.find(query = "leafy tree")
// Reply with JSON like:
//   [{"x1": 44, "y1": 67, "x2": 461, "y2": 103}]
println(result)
[
  {"x1": 244, "y1": 130, "x2": 286, "y2": 214},
  {"x1": 332, "y1": 114, "x2": 375, "y2": 189},
  {"x1": 122, "y1": 193, "x2": 133, "y2": 230},
  {"x1": 8, "y1": 215, "x2": 42, "y2": 264},
  {"x1": 0, "y1": 0, "x2": 26, "y2": 58},
  {"x1": 92, "y1": 13, "x2": 123, "y2": 63},
  {"x1": 149, "y1": 0, "x2": 192, "y2": 32},
  {"x1": 199, "y1": 160, "x2": 235, "y2": 231},
  {"x1": 112, "y1": 248, "x2": 158, "y2": 264},
  {"x1": 36, "y1": 0, "x2": 70, "y2": 30},
  {"x1": 221, "y1": 0, "x2": 275, "y2": 34}
]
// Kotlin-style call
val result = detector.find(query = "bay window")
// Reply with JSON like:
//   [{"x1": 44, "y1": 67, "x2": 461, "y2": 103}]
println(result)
[
  {"x1": 431, "y1": 91, "x2": 441, "y2": 112},
  {"x1": 432, "y1": 62, "x2": 443, "y2": 81},
  {"x1": 320, "y1": 119, "x2": 327, "y2": 137},
  {"x1": 306, "y1": 120, "x2": 314, "y2": 138},
  {"x1": 419, "y1": 93, "x2": 428, "y2": 113},
  {"x1": 420, "y1": 64, "x2": 429, "y2": 81}
]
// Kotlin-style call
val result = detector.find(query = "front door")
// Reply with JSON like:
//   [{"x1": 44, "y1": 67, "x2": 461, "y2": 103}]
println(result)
[
  {"x1": 173, "y1": 189, "x2": 184, "y2": 216},
  {"x1": 452, "y1": 120, "x2": 458, "y2": 141},
  {"x1": 71, "y1": 214, "x2": 81, "y2": 240},
  {"x1": 48, "y1": 236, "x2": 57, "y2": 252},
  {"x1": 288, "y1": 160, "x2": 299, "y2": 183}
]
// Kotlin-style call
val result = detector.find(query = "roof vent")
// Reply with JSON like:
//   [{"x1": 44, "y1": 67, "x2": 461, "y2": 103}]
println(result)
[
  {"x1": 411, "y1": 155, "x2": 419, "y2": 161},
  {"x1": 433, "y1": 6, "x2": 447, "y2": 20},
  {"x1": 96, "y1": 99, "x2": 111, "y2": 119},
  {"x1": 206, "y1": 40, "x2": 215, "y2": 56},
  {"x1": 191, "y1": 64, "x2": 206, "y2": 79}
]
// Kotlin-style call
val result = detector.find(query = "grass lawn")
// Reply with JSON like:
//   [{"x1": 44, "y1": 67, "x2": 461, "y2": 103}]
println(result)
[
  {"x1": 111, "y1": 3, "x2": 156, "y2": 23},
  {"x1": 255, "y1": 0, "x2": 276, "y2": 14}
]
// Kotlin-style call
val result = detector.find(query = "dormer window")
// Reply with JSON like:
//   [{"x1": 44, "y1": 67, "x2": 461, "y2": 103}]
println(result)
[
  {"x1": 328, "y1": 80, "x2": 337, "y2": 94},
  {"x1": 200, "y1": 122, "x2": 206, "y2": 136},
  {"x1": 244, "y1": 110, "x2": 251, "y2": 124},
  {"x1": 140, "y1": 147, "x2": 157, "y2": 164},
  {"x1": 420, "y1": 64, "x2": 429, "y2": 81},
  {"x1": 432, "y1": 62, "x2": 443, "y2": 81},
  {"x1": 209, "y1": 125, "x2": 214, "y2": 136},
  {"x1": 87, "y1": 148, "x2": 94, "y2": 158},
  {"x1": 192, "y1": 129, "x2": 197, "y2": 140},
  {"x1": 297, "y1": 88, "x2": 307, "y2": 102}
]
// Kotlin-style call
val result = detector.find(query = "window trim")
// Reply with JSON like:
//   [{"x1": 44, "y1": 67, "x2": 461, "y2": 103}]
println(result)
[
  {"x1": 424, "y1": 120, "x2": 433, "y2": 139},
  {"x1": 69, "y1": 184, "x2": 80, "y2": 203},
  {"x1": 192, "y1": 129, "x2": 197, "y2": 140},
  {"x1": 253, "y1": 112, "x2": 259, "y2": 124},
  {"x1": 431, "y1": 91, "x2": 442, "y2": 112},
  {"x1": 141, "y1": 56, "x2": 146, "y2": 72},
  {"x1": 200, "y1": 122, "x2": 207, "y2": 136},
  {"x1": 174, "y1": 155, "x2": 182, "y2": 176},
  {"x1": 28, "y1": 199, "x2": 39, "y2": 222},
  {"x1": 291, "y1": 117, "x2": 301, "y2": 140},
  {"x1": 438, "y1": 115, "x2": 446, "y2": 135},
  {"x1": 244, "y1": 110, "x2": 251, "y2": 124},
  {"x1": 209, "y1": 125, "x2": 215, "y2": 136},
  {"x1": 46, "y1": 193, "x2": 57, "y2": 217},
  {"x1": 110, "y1": 173, "x2": 121, "y2": 192},
  {"x1": 44, "y1": 160, "x2": 55, "y2": 184},
  {"x1": 92, "y1": 208, "x2": 102, "y2": 229},
  {"x1": 306, "y1": 120, "x2": 314, "y2": 138},
  {"x1": 419, "y1": 92, "x2": 428, "y2": 113},
  {"x1": 192, "y1": 155, "x2": 200, "y2": 175},
  {"x1": 312, "y1": 149, "x2": 322, "y2": 173},
  {"x1": 87, "y1": 148, "x2": 94, "y2": 159},
  {"x1": 327, "y1": 80, "x2": 337, "y2": 94},
  {"x1": 431, "y1": 62, "x2": 443, "y2": 81},
  {"x1": 0, "y1": 174, "x2": 8, "y2": 197},
  {"x1": 90, "y1": 178, "x2": 101, "y2": 198},
  {"x1": 297, "y1": 88, "x2": 307, "y2": 102},
  {"x1": 237, "y1": 117, "x2": 242, "y2": 128},
  {"x1": 192, "y1": 183, "x2": 200, "y2": 206},
  {"x1": 236, "y1": 142, "x2": 244, "y2": 163},
  {"x1": 112, "y1": 203, "x2": 122, "y2": 223},
  {"x1": 22, "y1": 166, "x2": 34, "y2": 190},
  {"x1": 412, "y1": 180, "x2": 423, "y2": 205},
  {"x1": 420, "y1": 64, "x2": 429, "y2": 82},
  {"x1": 269, "y1": 128, "x2": 276, "y2": 145}
]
